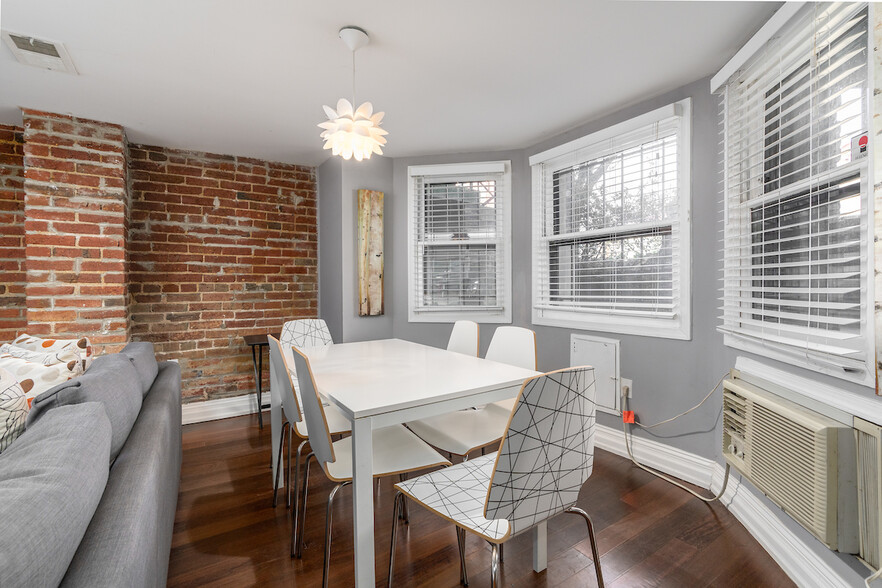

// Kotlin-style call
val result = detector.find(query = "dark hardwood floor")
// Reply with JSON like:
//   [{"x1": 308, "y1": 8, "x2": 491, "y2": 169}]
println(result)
[{"x1": 168, "y1": 413, "x2": 794, "y2": 587}]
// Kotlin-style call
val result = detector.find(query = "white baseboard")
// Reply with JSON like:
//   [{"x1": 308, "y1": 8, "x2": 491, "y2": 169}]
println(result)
[
  {"x1": 594, "y1": 423, "x2": 715, "y2": 489},
  {"x1": 181, "y1": 393, "x2": 268, "y2": 425},
  {"x1": 594, "y1": 423, "x2": 854, "y2": 588}
]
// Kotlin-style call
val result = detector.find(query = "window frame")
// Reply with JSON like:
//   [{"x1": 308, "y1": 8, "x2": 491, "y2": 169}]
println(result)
[
  {"x1": 718, "y1": 3, "x2": 875, "y2": 387},
  {"x1": 407, "y1": 161, "x2": 512, "y2": 324},
  {"x1": 529, "y1": 99, "x2": 692, "y2": 340}
]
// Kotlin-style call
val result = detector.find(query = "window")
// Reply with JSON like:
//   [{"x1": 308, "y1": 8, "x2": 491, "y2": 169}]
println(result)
[
  {"x1": 718, "y1": 3, "x2": 871, "y2": 385},
  {"x1": 530, "y1": 99, "x2": 692, "y2": 339},
  {"x1": 407, "y1": 161, "x2": 511, "y2": 323}
]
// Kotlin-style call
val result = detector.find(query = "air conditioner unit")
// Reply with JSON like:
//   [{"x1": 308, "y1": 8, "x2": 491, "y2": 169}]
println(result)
[
  {"x1": 722, "y1": 377, "x2": 858, "y2": 553},
  {"x1": 855, "y1": 417, "x2": 882, "y2": 569}
]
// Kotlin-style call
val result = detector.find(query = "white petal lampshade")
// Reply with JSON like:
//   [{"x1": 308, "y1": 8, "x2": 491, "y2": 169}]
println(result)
[{"x1": 318, "y1": 98, "x2": 388, "y2": 161}]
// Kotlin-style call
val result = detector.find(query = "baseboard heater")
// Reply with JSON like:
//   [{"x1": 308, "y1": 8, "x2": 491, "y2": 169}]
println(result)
[{"x1": 722, "y1": 370, "x2": 877, "y2": 566}]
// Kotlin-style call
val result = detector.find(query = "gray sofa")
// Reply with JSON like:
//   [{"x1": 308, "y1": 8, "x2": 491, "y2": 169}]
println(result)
[{"x1": 0, "y1": 342, "x2": 182, "y2": 588}]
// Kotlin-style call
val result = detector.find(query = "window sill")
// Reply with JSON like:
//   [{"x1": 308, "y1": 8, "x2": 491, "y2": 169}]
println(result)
[
  {"x1": 723, "y1": 333, "x2": 874, "y2": 388},
  {"x1": 408, "y1": 309, "x2": 512, "y2": 324},
  {"x1": 533, "y1": 308, "x2": 690, "y2": 340}
]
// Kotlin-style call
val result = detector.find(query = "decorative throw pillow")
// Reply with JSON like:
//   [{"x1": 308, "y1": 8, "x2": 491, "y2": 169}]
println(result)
[
  {"x1": 0, "y1": 368, "x2": 31, "y2": 453},
  {"x1": 0, "y1": 343, "x2": 84, "y2": 373},
  {"x1": 0, "y1": 354, "x2": 77, "y2": 400},
  {"x1": 11, "y1": 333, "x2": 93, "y2": 372}
]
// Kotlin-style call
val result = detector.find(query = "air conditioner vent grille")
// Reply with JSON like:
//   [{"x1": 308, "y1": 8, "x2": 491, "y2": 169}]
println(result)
[
  {"x1": 722, "y1": 379, "x2": 840, "y2": 548},
  {"x1": 855, "y1": 418, "x2": 882, "y2": 569}
]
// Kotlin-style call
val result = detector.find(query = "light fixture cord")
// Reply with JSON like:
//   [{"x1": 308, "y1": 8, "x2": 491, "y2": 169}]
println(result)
[{"x1": 351, "y1": 49, "x2": 357, "y2": 105}]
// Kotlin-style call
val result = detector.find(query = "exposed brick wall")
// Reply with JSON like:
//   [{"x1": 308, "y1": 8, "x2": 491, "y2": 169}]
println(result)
[
  {"x1": 21, "y1": 110, "x2": 130, "y2": 354},
  {"x1": 128, "y1": 145, "x2": 317, "y2": 402},
  {"x1": 0, "y1": 125, "x2": 26, "y2": 342}
]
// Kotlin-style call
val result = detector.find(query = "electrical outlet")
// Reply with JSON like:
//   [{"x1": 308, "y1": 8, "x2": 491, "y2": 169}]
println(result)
[{"x1": 621, "y1": 378, "x2": 633, "y2": 398}]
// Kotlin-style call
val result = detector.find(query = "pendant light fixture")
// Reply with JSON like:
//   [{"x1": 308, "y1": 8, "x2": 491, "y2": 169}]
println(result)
[{"x1": 318, "y1": 26, "x2": 388, "y2": 161}]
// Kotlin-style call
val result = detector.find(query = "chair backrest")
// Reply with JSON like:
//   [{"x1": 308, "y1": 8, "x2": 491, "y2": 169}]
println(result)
[
  {"x1": 267, "y1": 335, "x2": 302, "y2": 424},
  {"x1": 280, "y1": 318, "x2": 333, "y2": 348},
  {"x1": 447, "y1": 320, "x2": 479, "y2": 356},
  {"x1": 485, "y1": 326, "x2": 536, "y2": 370},
  {"x1": 289, "y1": 346, "x2": 336, "y2": 467},
  {"x1": 484, "y1": 366, "x2": 596, "y2": 536},
  {"x1": 278, "y1": 319, "x2": 334, "y2": 416}
]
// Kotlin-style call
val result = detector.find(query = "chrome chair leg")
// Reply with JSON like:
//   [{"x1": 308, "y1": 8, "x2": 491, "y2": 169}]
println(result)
[
  {"x1": 498, "y1": 542, "x2": 503, "y2": 563},
  {"x1": 286, "y1": 426, "x2": 293, "y2": 507},
  {"x1": 566, "y1": 506, "x2": 604, "y2": 587},
  {"x1": 272, "y1": 421, "x2": 289, "y2": 507},
  {"x1": 398, "y1": 473, "x2": 409, "y2": 523},
  {"x1": 489, "y1": 542, "x2": 500, "y2": 588},
  {"x1": 294, "y1": 452, "x2": 314, "y2": 558},
  {"x1": 456, "y1": 527, "x2": 469, "y2": 586},
  {"x1": 387, "y1": 491, "x2": 405, "y2": 587},
  {"x1": 322, "y1": 481, "x2": 352, "y2": 588},
  {"x1": 290, "y1": 439, "x2": 309, "y2": 553}
]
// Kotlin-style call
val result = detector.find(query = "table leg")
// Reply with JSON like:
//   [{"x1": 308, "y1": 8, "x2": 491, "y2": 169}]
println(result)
[
  {"x1": 250, "y1": 345, "x2": 263, "y2": 429},
  {"x1": 532, "y1": 521, "x2": 547, "y2": 572},
  {"x1": 351, "y1": 417, "x2": 375, "y2": 587}
]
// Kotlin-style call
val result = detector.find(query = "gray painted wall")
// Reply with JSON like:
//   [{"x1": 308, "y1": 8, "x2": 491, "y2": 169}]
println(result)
[
  {"x1": 389, "y1": 77, "x2": 879, "y2": 457},
  {"x1": 318, "y1": 155, "x2": 393, "y2": 343},
  {"x1": 319, "y1": 74, "x2": 878, "y2": 585},
  {"x1": 318, "y1": 157, "x2": 343, "y2": 342},
  {"x1": 389, "y1": 80, "x2": 725, "y2": 456}
]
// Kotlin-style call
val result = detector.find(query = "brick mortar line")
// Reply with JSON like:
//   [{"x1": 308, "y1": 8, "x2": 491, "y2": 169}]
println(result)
[{"x1": 23, "y1": 130, "x2": 126, "y2": 149}]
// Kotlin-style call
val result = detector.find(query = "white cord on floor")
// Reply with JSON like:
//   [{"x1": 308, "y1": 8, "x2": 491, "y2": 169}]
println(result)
[
  {"x1": 620, "y1": 373, "x2": 731, "y2": 503},
  {"x1": 865, "y1": 566, "x2": 882, "y2": 588}
]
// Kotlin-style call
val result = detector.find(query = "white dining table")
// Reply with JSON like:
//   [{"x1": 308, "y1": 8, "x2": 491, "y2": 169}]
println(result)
[{"x1": 271, "y1": 338, "x2": 542, "y2": 587}]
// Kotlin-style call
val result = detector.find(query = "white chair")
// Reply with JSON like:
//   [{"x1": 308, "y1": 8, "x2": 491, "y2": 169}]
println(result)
[
  {"x1": 267, "y1": 336, "x2": 351, "y2": 549},
  {"x1": 290, "y1": 346, "x2": 452, "y2": 588},
  {"x1": 405, "y1": 326, "x2": 536, "y2": 459},
  {"x1": 485, "y1": 325, "x2": 537, "y2": 412},
  {"x1": 388, "y1": 366, "x2": 603, "y2": 588},
  {"x1": 274, "y1": 318, "x2": 337, "y2": 507},
  {"x1": 447, "y1": 320, "x2": 479, "y2": 356}
]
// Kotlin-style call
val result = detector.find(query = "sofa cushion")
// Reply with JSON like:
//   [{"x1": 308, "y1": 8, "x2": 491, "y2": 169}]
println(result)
[
  {"x1": 61, "y1": 361, "x2": 182, "y2": 588},
  {"x1": 121, "y1": 342, "x2": 159, "y2": 397},
  {"x1": 0, "y1": 368, "x2": 29, "y2": 453},
  {"x1": 28, "y1": 354, "x2": 143, "y2": 463},
  {"x1": 0, "y1": 402, "x2": 111, "y2": 588}
]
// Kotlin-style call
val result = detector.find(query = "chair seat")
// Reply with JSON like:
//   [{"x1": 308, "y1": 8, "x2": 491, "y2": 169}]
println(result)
[
  {"x1": 323, "y1": 424, "x2": 450, "y2": 482},
  {"x1": 487, "y1": 396, "x2": 517, "y2": 415},
  {"x1": 395, "y1": 453, "x2": 510, "y2": 543},
  {"x1": 294, "y1": 401, "x2": 350, "y2": 439},
  {"x1": 406, "y1": 406, "x2": 511, "y2": 456}
]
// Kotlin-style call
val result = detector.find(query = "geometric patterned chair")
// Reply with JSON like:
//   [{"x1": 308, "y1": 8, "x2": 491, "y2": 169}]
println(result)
[
  {"x1": 389, "y1": 366, "x2": 603, "y2": 588},
  {"x1": 405, "y1": 326, "x2": 537, "y2": 460},
  {"x1": 279, "y1": 318, "x2": 333, "y2": 349}
]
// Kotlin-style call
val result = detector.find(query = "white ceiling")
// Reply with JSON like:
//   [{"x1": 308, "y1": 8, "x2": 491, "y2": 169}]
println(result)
[{"x1": 0, "y1": 1, "x2": 778, "y2": 166}]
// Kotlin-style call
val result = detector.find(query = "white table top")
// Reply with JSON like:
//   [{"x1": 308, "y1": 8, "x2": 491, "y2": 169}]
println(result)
[{"x1": 304, "y1": 338, "x2": 539, "y2": 419}]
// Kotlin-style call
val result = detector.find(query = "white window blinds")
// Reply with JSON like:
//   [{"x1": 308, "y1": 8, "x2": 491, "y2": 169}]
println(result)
[
  {"x1": 407, "y1": 162, "x2": 511, "y2": 323},
  {"x1": 718, "y1": 3, "x2": 871, "y2": 381},
  {"x1": 530, "y1": 100, "x2": 691, "y2": 339}
]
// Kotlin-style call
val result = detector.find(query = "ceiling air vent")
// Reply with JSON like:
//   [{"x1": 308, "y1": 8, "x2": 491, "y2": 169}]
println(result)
[{"x1": 2, "y1": 31, "x2": 77, "y2": 74}]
